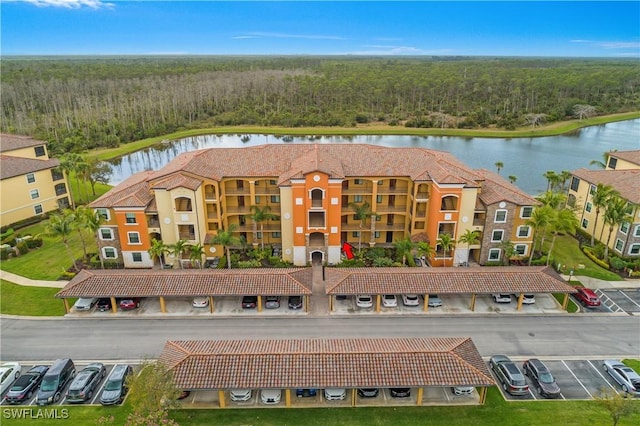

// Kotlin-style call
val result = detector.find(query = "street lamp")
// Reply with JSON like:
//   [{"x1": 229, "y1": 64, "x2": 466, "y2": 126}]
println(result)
[{"x1": 568, "y1": 269, "x2": 574, "y2": 282}]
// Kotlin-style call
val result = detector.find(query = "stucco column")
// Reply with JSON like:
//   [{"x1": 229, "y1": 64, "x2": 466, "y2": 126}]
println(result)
[
  {"x1": 423, "y1": 295, "x2": 429, "y2": 312},
  {"x1": 159, "y1": 296, "x2": 166, "y2": 313},
  {"x1": 562, "y1": 293, "x2": 569, "y2": 310},
  {"x1": 376, "y1": 295, "x2": 381, "y2": 313},
  {"x1": 257, "y1": 295, "x2": 262, "y2": 312},
  {"x1": 209, "y1": 296, "x2": 214, "y2": 313},
  {"x1": 479, "y1": 387, "x2": 487, "y2": 404},
  {"x1": 329, "y1": 295, "x2": 334, "y2": 312},
  {"x1": 351, "y1": 388, "x2": 356, "y2": 406},
  {"x1": 285, "y1": 389, "x2": 291, "y2": 407},
  {"x1": 416, "y1": 387, "x2": 424, "y2": 406},
  {"x1": 305, "y1": 295, "x2": 309, "y2": 313},
  {"x1": 470, "y1": 294, "x2": 477, "y2": 312},
  {"x1": 63, "y1": 299, "x2": 70, "y2": 314},
  {"x1": 110, "y1": 296, "x2": 118, "y2": 313},
  {"x1": 517, "y1": 293, "x2": 524, "y2": 311},
  {"x1": 218, "y1": 390, "x2": 226, "y2": 408}
]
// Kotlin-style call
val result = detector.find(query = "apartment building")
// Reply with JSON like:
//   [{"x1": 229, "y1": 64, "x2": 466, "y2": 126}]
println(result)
[
  {"x1": 89, "y1": 144, "x2": 539, "y2": 268},
  {"x1": 0, "y1": 134, "x2": 70, "y2": 227},
  {"x1": 568, "y1": 150, "x2": 640, "y2": 258}
]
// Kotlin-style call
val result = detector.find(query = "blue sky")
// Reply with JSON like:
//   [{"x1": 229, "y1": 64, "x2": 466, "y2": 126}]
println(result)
[{"x1": 1, "y1": 1, "x2": 639, "y2": 57}]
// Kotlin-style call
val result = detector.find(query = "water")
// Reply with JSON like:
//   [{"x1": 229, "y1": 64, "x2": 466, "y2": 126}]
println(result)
[{"x1": 107, "y1": 119, "x2": 640, "y2": 195}]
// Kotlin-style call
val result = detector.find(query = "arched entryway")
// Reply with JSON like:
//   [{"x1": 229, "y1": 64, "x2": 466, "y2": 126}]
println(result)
[{"x1": 311, "y1": 251, "x2": 324, "y2": 266}]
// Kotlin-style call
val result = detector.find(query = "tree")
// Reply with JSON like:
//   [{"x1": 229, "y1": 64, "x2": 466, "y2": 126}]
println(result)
[
  {"x1": 59, "y1": 153, "x2": 83, "y2": 208},
  {"x1": 249, "y1": 205, "x2": 279, "y2": 250},
  {"x1": 81, "y1": 207, "x2": 105, "y2": 267},
  {"x1": 602, "y1": 197, "x2": 633, "y2": 261},
  {"x1": 542, "y1": 170, "x2": 561, "y2": 192},
  {"x1": 499, "y1": 240, "x2": 516, "y2": 265},
  {"x1": 436, "y1": 233, "x2": 456, "y2": 266},
  {"x1": 590, "y1": 183, "x2": 619, "y2": 246},
  {"x1": 595, "y1": 388, "x2": 638, "y2": 426},
  {"x1": 148, "y1": 238, "x2": 168, "y2": 269},
  {"x1": 211, "y1": 224, "x2": 242, "y2": 269},
  {"x1": 546, "y1": 209, "x2": 578, "y2": 266},
  {"x1": 189, "y1": 243, "x2": 205, "y2": 268},
  {"x1": 526, "y1": 205, "x2": 553, "y2": 265},
  {"x1": 416, "y1": 241, "x2": 435, "y2": 266},
  {"x1": 590, "y1": 150, "x2": 616, "y2": 170},
  {"x1": 169, "y1": 239, "x2": 188, "y2": 269},
  {"x1": 393, "y1": 237, "x2": 415, "y2": 266},
  {"x1": 573, "y1": 104, "x2": 596, "y2": 120},
  {"x1": 458, "y1": 229, "x2": 480, "y2": 265},
  {"x1": 125, "y1": 360, "x2": 181, "y2": 424},
  {"x1": 524, "y1": 113, "x2": 547, "y2": 128},
  {"x1": 494, "y1": 161, "x2": 504, "y2": 174},
  {"x1": 558, "y1": 170, "x2": 572, "y2": 191},
  {"x1": 87, "y1": 159, "x2": 112, "y2": 196},
  {"x1": 348, "y1": 201, "x2": 376, "y2": 252},
  {"x1": 45, "y1": 210, "x2": 78, "y2": 272},
  {"x1": 508, "y1": 175, "x2": 517, "y2": 184},
  {"x1": 536, "y1": 191, "x2": 566, "y2": 210}
]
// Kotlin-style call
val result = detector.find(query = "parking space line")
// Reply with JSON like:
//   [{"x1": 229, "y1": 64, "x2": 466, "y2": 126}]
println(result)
[
  {"x1": 587, "y1": 360, "x2": 618, "y2": 392},
  {"x1": 561, "y1": 360, "x2": 592, "y2": 399},
  {"x1": 617, "y1": 290, "x2": 640, "y2": 309},
  {"x1": 91, "y1": 364, "x2": 114, "y2": 404},
  {"x1": 558, "y1": 392, "x2": 566, "y2": 400},
  {"x1": 528, "y1": 388, "x2": 537, "y2": 400}
]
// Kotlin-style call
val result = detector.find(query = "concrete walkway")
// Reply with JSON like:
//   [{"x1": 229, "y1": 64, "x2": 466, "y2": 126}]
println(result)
[
  {"x1": 559, "y1": 274, "x2": 640, "y2": 290},
  {"x1": 0, "y1": 270, "x2": 68, "y2": 288}
]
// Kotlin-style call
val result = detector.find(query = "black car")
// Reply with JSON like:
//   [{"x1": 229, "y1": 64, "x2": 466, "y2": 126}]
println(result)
[
  {"x1": 241, "y1": 296, "x2": 258, "y2": 309},
  {"x1": 389, "y1": 387, "x2": 411, "y2": 398},
  {"x1": 357, "y1": 388, "x2": 379, "y2": 398},
  {"x1": 523, "y1": 358, "x2": 561, "y2": 398},
  {"x1": 4, "y1": 365, "x2": 49, "y2": 404},
  {"x1": 288, "y1": 295, "x2": 303, "y2": 310},
  {"x1": 96, "y1": 298, "x2": 112, "y2": 312},
  {"x1": 66, "y1": 363, "x2": 106, "y2": 403}
]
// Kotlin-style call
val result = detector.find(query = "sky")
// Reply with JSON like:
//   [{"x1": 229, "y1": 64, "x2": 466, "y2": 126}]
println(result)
[{"x1": 1, "y1": 1, "x2": 639, "y2": 57}]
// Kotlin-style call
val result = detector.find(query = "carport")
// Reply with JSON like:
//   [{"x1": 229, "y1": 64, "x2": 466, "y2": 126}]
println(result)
[
  {"x1": 159, "y1": 337, "x2": 495, "y2": 408},
  {"x1": 324, "y1": 266, "x2": 576, "y2": 312},
  {"x1": 56, "y1": 268, "x2": 313, "y2": 314}
]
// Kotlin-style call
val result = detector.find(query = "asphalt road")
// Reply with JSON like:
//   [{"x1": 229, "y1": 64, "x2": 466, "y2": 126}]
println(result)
[{"x1": 2, "y1": 315, "x2": 639, "y2": 361}]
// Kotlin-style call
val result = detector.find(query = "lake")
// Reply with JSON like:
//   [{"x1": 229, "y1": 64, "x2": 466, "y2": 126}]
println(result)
[{"x1": 108, "y1": 119, "x2": 640, "y2": 195}]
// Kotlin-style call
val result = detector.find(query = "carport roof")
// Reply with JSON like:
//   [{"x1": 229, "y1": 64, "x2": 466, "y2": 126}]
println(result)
[
  {"x1": 324, "y1": 266, "x2": 576, "y2": 295},
  {"x1": 159, "y1": 337, "x2": 495, "y2": 389},
  {"x1": 55, "y1": 268, "x2": 313, "y2": 298}
]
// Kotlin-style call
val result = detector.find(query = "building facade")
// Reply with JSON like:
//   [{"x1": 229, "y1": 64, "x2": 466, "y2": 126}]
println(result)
[
  {"x1": 90, "y1": 144, "x2": 539, "y2": 268},
  {"x1": 568, "y1": 150, "x2": 640, "y2": 258},
  {"x1": 0, "y1": 134, "x2": 70, "y2": 227}
]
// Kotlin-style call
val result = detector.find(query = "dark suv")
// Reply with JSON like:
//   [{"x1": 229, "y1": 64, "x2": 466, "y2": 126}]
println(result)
[
  {"x1": 100, "y1": 364, "x2": 132, "y2": 405},
  {"x1": 66, "y1": 363, "x2": 106, "y2": 403},
  {"x1": 36, "y1": 359, "x2": 76, "y2": 405},
  {"x1": 489, "y1": 355, "x2": 529, "y2": 396},
  {"x1": 523, "y1": 358, "x2": 560, "y2": 398}
]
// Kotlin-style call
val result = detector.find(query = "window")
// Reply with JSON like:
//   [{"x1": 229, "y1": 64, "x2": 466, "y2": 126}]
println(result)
[
  {"x1": 273, "y1": 232, "x2": 281, "y2": 238},
  {"x1": 376, "y1": 195, "x2": 383, "y2": 203},
  {"x1": 99, "y1": 228, "x2": 114, "y2": 240},
  {"x1": 570, "y1": 177, "x2": 580, "y2": 192},
  {"x1": 34, "y1": 204, "x2": 43, "y2": 215},
  {"x1": 615, "y1": 239, "x2": 624, "y2": 253},
  {"x1": 378, "y1": 180, "x2": 383, "y2": 185},
  {"x1": 514, "y1": 244, "x2": 527, "y2": 256},
  {"x1": 629, "y1": 244, "x2": 640, "y2": 255},
  {"x1": 354, "y1": 195, "x2": 363, "y2": 203},
  {"x1": 354, "y1": 179, "x2": 363, "y2": 185},
  {"x1": 125, "y1": 213, "x2": 137, "y2": 224},
  {"x1": 374, "y1": 231, "x2": 380, "y2": 238},
  {"x1": 517, "y1": 225, "x2": 531, "y2": 238},
  {"x1": 132, "y1": 252, "x2": 143, "y2": 262},
  {"x1": 582, "y1": 218, "x2": 589, "y2": 229},
  {"x1": 488, "y1": 249, "x2": 501, "y2": 261},
  {"x1": 441, "y1": 196, "x2": 458, "y2": 211},
  {"x1": 34, "y1": 146, "x2": 45, "y2": 157},
  {"x1": 30, "y1": 189, "x2": 40, "y2": 199},
  {"x1": 178, "y1": 224, "x2": 196, "y2": 240},
  {"x1": 352, "y1": 231, "x2": 360, "y2": 237},
  {"x1": 26, "y1": 173, "x2": 35, "y2": 184},
  {"x1": 585, "y1": 202, "x2": 592, "y2": 213},
  {"x1": 589, "y1": 184, "x2": 596, "y2": 195},
  {"x1": 51, "y1": 169, "x2": 64, "y2": 181},
  {"x1": 491, "y1": 230, "x2": 504, "y2": 242},
  {"x1": 127, "y1": 232, "x2": 141, "y2": 244},
  {"x1": 620, "y1": 222, "x2": 630, "y2": 234},
  {"x1": 102, "y1": 247, "x2": 117, "y2": 259},
  {"x1": 255, "y1": 196, "x2": 261, "y2": 204},
  {"x1": 634, "y1": 225, "x2": 640, "y2": 237},
  {"x1": 520, "y1": 206, "x2": 533, "y2": 218},
  {"x1": 174, "y1": 197, "x2": 192, "y2": 212},
  {"x1": 271, "y1": 195, "x2": 280, "y2": 203},
  {"x1": 608, "y1": 157, "x2": 618, "y2": 169},
  {"x1": 270, "y1": 180, "x2": 277, "y2": 185},
  {"x1": 54, "y1": 183, "x2": 67, "y2": 196},
  {"x1": 256, "y1": 232, "x2": 262, "y2": 239},
  {"x1": 494, "y1": 210, "x2": 507, "y2": 223}
]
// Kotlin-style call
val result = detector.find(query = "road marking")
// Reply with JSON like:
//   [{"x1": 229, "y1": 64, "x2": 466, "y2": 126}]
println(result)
[
  {"x1": 91, "y1": 364, "x2": 114, "y2": 405},
  {"x1": 616, "y1": 290, "x2": 640, "y2": 309},
  {"x1": 561, "y1": 360, "x2": 592, "y2": 398},
  {"x1": 588, "y1": 360, "x2": 618, "y2": 392},
  {"x1": 559, "y1": 392, "x2": 566, "y2": 400}
]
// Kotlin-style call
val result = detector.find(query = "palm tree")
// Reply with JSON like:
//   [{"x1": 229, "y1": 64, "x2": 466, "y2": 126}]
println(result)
[
  {"x1": 82, "y1": 207, "x2": 105, "y2": 268},
  {"x1": 546, "y1": 209, "x2": 578, "y2": 266},
  {"x1": 542, "y1": 170, "x2": 561, "y2": 192},
  {"x1": 348, "y1": 201, "x2": 375, "y2": 252},
  {"x1": 602, "y1": 197, "x2": 633, "y2": 261},
  {"x1": 436, "y1": 234, "x2": 456, "y2": 266},
  {"x1": 590, "y1": 183, "x2": 618, "y2": 246},
  {"x1": 249, "y1": 205, "x2": 279, "y2": 250},
  {"x1": 393, "y1": 237, "x2": 415, "y2": 266},
  {"x1": 59, "y1": 153, "x2": 83, "y2": 208},
  {"x1": 45, "y1": 210, "x2": 78, "y2": 272},
  {"x1": 499, "y1": 240, "x2": 516, "y2": 265},
  {"x1": 526, "y1": 205, "x2": 553, "y2": 265},
  {"x1": 211, "y1": 224, "x2": 242, "y2": 269},
  {"x1": 188, "y1": 243, "x2": 206, "y2": 269},
  {"x1": 458, "y1": 229, "x2": 479, "y2": 265},
  {"x1": 508, "y1": 175, "x2": 517, "y2": 184},
  {"x1": 589, "y1": 150, "x2": 615, "y2": 169},
  {"x1": 494, "y1": 161, "x2": 504, "y2": 174},
  {"x1": 558, "y1": 171, "x2": 572, "y2": 191},
  {"x1": 170, "y1": 239, "x2": 188, "y2": 269},
  {"x1": 416, "y1": 241, "x2": 435, "y2": 266},
  {"x1": 536, "y1": 191, "x2": 566, "y2": 210},
  {"x1": 148, "y1": 238, "x2": 168, "y2": 269}
]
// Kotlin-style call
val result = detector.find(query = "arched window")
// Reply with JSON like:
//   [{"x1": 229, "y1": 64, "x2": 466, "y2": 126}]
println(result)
[
  {"x1": 175, "y1": 197, "x2": 193, "y2": 212},
  {"x1": 440, "y1": 195, "x2": 459, "y2": 211}
]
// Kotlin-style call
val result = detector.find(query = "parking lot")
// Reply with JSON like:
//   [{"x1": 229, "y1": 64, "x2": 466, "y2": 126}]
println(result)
[{"x1": 597, "y1": 288, "x2": 640, "y2": 314}]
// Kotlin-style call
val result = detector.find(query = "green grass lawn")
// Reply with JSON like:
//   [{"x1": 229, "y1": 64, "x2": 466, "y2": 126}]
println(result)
[
  {"x1": 543, "y1": 234, "x2": 622, "y2": 281},
  {"x1": 0, "y1": 279, "x2": 67, "y2": 316}
]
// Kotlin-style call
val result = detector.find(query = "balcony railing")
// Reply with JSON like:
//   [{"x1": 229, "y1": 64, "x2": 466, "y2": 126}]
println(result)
[
  {"x1": 178, "y1": 233, "x2": 196, "y2": 241},
  {"x1": 204, "y1": 192, "x2": 217, "y2": 200},
  {"x1": 147, "y1": 219, "x2": 160, "y2": 228}
]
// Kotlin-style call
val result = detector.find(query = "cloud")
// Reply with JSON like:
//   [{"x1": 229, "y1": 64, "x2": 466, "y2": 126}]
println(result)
[
  {"x1": 236, "y1": 32, "x2": 345, "y2": 41},
  {"x1": 348, "y1": 45, "x2": 457, "y2": 56},
  {"x1": 20, "y1": 0, "x2": 114, "y2": 8},
  {"x1": 571, "y1": 39, "x2": 640, "y2": 50}
]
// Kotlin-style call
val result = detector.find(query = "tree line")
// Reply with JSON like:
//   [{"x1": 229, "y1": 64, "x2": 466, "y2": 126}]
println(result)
[{"x1": 1, "y1": 56, "x2": 639, "y2": 155}]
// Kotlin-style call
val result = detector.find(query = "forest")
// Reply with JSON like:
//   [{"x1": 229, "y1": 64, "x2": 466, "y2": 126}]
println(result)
[{"x1": 1, "y1": 56, "x2": 639, "y2": 156}]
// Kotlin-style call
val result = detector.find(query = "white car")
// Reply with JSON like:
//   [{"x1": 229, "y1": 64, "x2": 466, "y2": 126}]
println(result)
[
  {"x1": 427, "y1": 294, "x2": 443, "y2": 307},
  {"x1": 492, "y1": 294, "x2": 512, "y2": 303},
  {"x1": 603, "y1": 360, "x2": 640, "y2": 396},
  {"x1": 452, "y1": 386, "x2": 474, "y2": 396},
  {"x1": 324, "y1": 388, "x2": 346, "y2": 400},
  {"x1": 356, "y1": 295, "x2": 373, "y2": 309},
  {"x1": 0, "y1": 362, "x2": 21, "y2": 395},
  {"x1": 230, "y1": 389, "x2": 252, "y2": 401},
  {"x1": 402, "y1": 294, "x2": 420, "y2": 307},
  {"x1": 521, "y1": 294, "x2": 536, "y2": 304},
  {"x1": 73, "y1": 297, "x2": 98, "y2": 311},
  {"x1": 382, "y1": 294, "x2": 397, "y2": 308},
  {"x1": 260, "y1": 389, "x2": 281, "y2": 404},
  {"x1": 192, "y1": 297, "x2": 209, "y2": 308}
]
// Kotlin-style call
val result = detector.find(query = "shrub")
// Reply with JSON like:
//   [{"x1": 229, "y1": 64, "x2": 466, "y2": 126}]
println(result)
[
  {"x1": 530, "y1": 257, "x2": 549, "y2": 266},
  {"x1": 237, "y1": 259, "x2": 261, "y2": 268},
  {"x1": 483, "y1": 261, "x2": 503, "y2": 266},
  {"x1": 16, "y1": 241, "x2": 29, "y2": 255},
  {"x1": 26, "y1": 238, "x2": 43, "y2": 249},
  {"x1": 372, "y1": 257, "x2": 395, "y2": 267},
  {"x1": 0, "y1": 248, "x2": 11, "y2": 260},
  {"x1": 217, "y1": 256, "x2": 226, "y2": 269},
  {"x1": 335, "y1": 258, "x2": 366, "y2": 267},
  {"x1": 608, "y1": 256, "x2": 627, "y2": 271},
  {"x1": 58, "y1": 271, "x2": 76, "y2": 280},
  {"x1": 582, "y1": 246, "x2": 610, "y2": 269}
]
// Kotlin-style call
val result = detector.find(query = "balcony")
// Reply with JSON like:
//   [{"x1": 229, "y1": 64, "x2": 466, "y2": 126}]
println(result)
[
  {"x1": 204, "y1": 191, "x2": 217, "y2": 201},
  {"x1": 178, "y1": 233, "x2": 196, "y2": 241},
  {"x1": 377, "y1": 184, "x2": 410, "y2": 195},
  {"x1": 415, "y1": 192, "x2": 429, "y2": 201}
]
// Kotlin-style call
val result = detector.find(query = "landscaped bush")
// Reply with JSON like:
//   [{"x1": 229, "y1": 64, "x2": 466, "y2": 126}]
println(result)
[
  {"x1": 608, "y1": 256, "x2": 627, "y2": 271},
  {"x1": 237, "y1": 259, "x2": 261, "y2": 268},
  {"x1": 0, "y1": 248, "x2": 11, "y2": 260},
  {"x1": 530, "y1": 258, "x2": 549, "y2": 266},
  {"x1": 58, "y1": 271, "x2": 76, "y2": 280},
  {"x1": 582, "y1": 246, "x2": 610, "y2": 269},
  {"x1": 26, "y1": 238, "x2": 43, "y2": 249},
  {"x1": 16, "y1": 242, "x2": 29, "y2": 256},
  {"x1": 335, "y1": 258, "x2": 366, "y2": 267},
  {"x1": 372, "y1": 257, "x2": 395, "y2": 267}
]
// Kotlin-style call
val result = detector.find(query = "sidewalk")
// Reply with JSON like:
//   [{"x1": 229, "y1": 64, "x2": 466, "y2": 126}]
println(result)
[
  {"x1": 560, "y1": 274, "x2": 640, "y2": 290},
  {"x1": 0, "y1": 270, "x2": 68, "y2": 288}
]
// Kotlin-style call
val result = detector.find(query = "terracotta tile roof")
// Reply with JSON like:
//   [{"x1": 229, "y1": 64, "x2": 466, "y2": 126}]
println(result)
[
  {"x1": 572, "y1": 168, "x2": 640, "y2": 204},
  {"x1": 0, "y1": 155, "x2": 60, "y2": 180},
  {"x1": 609, "y1": 150, "x2": 640, "y2": 167},
  {"x1": 324, "y1": 266, "x2": 575, "y2": 295},
  {"x1": 475, "y1": 169, "x2": 540, "y2": 206},
  {"x1": 159, "y1": 337, "x2": 495, "y2": 389},
  {"x1": 151, "y1": 173, "x2": 202, "y2": 191},
  {"x1": 0, "y1": 133, "x2": 46, "y2": 152},
  {"x1": 89, "y1": 170, "x2": 156, "y2": 208},
  {"x1": 56, "y1": 268, "x2": 313, "y2": 298}
]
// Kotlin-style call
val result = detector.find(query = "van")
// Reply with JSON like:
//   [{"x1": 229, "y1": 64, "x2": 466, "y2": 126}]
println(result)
[
  {"x1": 36, "y1": 359, "x2": 75, "y2": 405},
  {"x1": 99, "y1": 364, "x2": 132, "y2": 405}
]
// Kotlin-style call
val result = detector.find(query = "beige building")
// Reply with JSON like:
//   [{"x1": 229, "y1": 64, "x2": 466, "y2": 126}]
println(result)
[
  {"x1": 568, "y1": 150, "x2": 640, "y2": 258},
  {"x1": 0, "y1": 134, "x2": 70, "y2": 227}
]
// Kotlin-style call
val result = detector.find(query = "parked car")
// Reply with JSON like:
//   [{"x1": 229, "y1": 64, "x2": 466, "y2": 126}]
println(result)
[
  {"x1": 99, "y1": 364, "x2": 132, "y2": 405},
  {"x1": 324, "y1": 388, "x2": 346, "y2": 400},
  {"x1": 36, "y1": 359, "x2": 76, "y2": 405},
  {"x1": 230, "y1": 389, "x2": 252, "y2": 401},
  {"x1": 492, "y1": 294, "x2": 512, "y2": 303},
  {"x1": 241, "y1": 295, "x2": 257, "y2": 309},
  {"x1": 4, "y1": 365, "x2": 48, "y2": 404},
  {"x1": 96, "y1": 298, "x2": 112, "y2": 311},
  {"x1": 414, "y1": 257, "x2": 423, "y2": 267},
  {"x1": 382, "y1": 294, "x2": 398, "y2": 308},
  {"x1": 0, "y1": 362, "x2": 22, "y2": 396},
  {"x1": 357, "y1": 388, "x2": 379, "y2": 398},
  {"x1": 66, "y1": 363, "x2": 106, "y2": 403},
  {"x1": 427, "y1": 294, "x2": 443, "y2": 307},
  {"x1": 603, "y1": 360, "x2": 640, "y2": 396},
  {"x1": 523, "y1": 358, "x2": 561, "y2": 398},
  {"x1": 573, "y1": 287, "x2": 601, "y2": 307},
  {"x1": 356, "y1": 294, "x2": 373, "y2": 308},
  {"x1": 119, "y1": 297, "x2": 141, "y2": 310},
  {"x1": 451, "y1": 386, "x2": 474, "y2": 396},
  {"x1": 260, "y1": 389, "x2": 281, "y2": 404},
  {"x1": 192, "y1": 296, "x2": 209, "y2": 308},
  {"x1": 489, "y1": 355, "x2": 529, "y2": 396},
  {"x1": 402, "y1": 294, "x2": 420, "y2": 307},
  {"x1": 73, "y1": 297, "x2": 98, "y2": 311},
  {"x1": 265, "y1": 296, "x2": 281, "y2": 309},
  {"x1": 296, "y1": 388, "x2": 317, "y2": 397},
  {"x1": 520, "y1": 294, "x2": 536, "y2": 305},
  {"x1": 390, "y1": 387, "x2": 411, "y2": 398},
  {"x1": 177, "y1": 390, "x2": 191, "y2": 400},
  {"x1": 288, "y1": 295, "x2": 303, "y2": 310}
]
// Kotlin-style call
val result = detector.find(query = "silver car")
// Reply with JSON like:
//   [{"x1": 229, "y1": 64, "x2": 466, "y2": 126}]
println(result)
[
  {"x1": 73, "y1": 297, "x2": 98, "y2": 311},
  {"x1": 603, "y1": 360, "x2": 640, "y2": 396}
]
